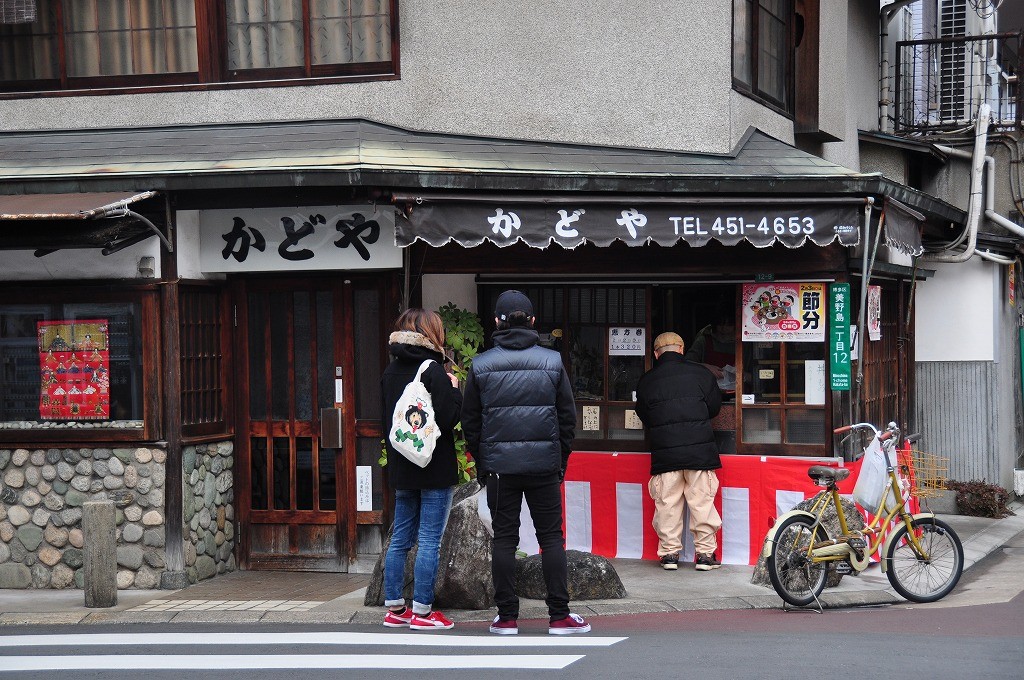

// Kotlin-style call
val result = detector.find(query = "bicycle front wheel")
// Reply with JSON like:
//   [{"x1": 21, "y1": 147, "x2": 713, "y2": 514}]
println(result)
[
  {"x1": 885, "y1": 517, "x2": 964, "y2": 603},
  {"x1": 766, "y1": 515, "x2": 829, "y2": 607}
]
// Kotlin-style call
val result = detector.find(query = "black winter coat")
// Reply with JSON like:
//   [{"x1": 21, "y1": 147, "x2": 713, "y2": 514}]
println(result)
[
  {"x1": 461, "y1": 327, "x2": 576, "y2": 477},
  {"x1": 381, "y1": 331, "x2": 463, "y2": 490},
  {"x1": 634, "y1": 351, "x2": 722, "y2": 475}
]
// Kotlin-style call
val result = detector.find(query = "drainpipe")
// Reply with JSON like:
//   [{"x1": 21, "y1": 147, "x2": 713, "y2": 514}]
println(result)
[
  {"x1": 855, "y1": 199, "x2": 877, "y2": 425},
  {"x1": 923, "y1": 103, "x2": 991, "y2": 262},
  {"x1": 932, "y1": 143, "x2": 1024, "y2": 246}
]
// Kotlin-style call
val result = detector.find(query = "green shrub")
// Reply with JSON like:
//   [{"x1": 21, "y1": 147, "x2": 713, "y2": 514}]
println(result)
[{"x1": 944, "y1": 479, "x2": 1014, "y2": 518}]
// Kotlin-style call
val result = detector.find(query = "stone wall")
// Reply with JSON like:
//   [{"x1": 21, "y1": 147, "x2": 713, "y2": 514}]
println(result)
[
  {"x1": 182, "y1": 441, "x2": 235, "y2": 583},
  {"x1": 0, "y1": 446, "x2": 166, "y2": 589}
]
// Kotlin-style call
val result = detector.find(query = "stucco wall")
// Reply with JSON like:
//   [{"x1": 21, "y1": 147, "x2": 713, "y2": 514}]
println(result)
[
  {"x1": 0, "y1": 1, "x2": 741, "y2": 154},
  {"x1": 0, "y1": 2, "x2": 883, "y2": 158}
]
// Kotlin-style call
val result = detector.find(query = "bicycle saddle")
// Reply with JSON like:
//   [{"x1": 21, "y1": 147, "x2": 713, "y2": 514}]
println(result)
[{"x1": 807, "y1": 465, "x2": 851, "y2": 483}]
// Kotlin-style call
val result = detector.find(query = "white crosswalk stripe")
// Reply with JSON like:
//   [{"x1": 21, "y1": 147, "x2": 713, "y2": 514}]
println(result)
[{"x1": 0, "y1": 631, "x2": 627, "y2": 672}]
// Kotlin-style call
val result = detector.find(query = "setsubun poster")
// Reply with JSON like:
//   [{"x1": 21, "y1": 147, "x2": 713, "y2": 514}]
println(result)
[{"x1": 741, "y1": 283, "x2": 825, "y2": 342}]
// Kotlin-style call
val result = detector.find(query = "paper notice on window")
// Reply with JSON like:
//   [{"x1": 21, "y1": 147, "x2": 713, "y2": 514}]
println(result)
[
  {"x1": 582, "y1": 405, "x2": 601, "y2": 431},
  {"x1": 804, "y1": 360, "x2": 826, "y2": 405},
  {"x1": 356, "y1": 465, "x2": 372, "y2": 511},
  {"x1": 608, "y1": 327, "x2": 645, "y2": 355},
  {"x1": 625, "y1": 409, "x2": 644, "y2": 430}
]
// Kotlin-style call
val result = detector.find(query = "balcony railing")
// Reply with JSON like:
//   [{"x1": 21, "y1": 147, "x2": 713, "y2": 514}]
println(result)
[{"x1": 894, "y1": 32, "x2": 1021, "y2": 133}]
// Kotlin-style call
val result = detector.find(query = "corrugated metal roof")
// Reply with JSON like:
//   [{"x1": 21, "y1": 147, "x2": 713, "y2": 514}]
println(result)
[
  {"x1": 0, "y1": 119, "x2": 864, "y2": 181},
  {"x1": 0, "y1": 191, "x2": 158, "y2": 219}
]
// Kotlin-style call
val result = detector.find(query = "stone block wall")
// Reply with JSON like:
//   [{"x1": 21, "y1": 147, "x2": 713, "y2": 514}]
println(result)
[
  {"x1": 0, "y1": 446, "x2": 166, "y2": 589},
  {"x1": 182, "y1": 441, "x2": 235, "y2": 583}
]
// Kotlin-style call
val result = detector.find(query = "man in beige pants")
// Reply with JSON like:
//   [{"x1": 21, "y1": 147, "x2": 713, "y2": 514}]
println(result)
[{"x1": 635, "y1": 332, "x2": 723, "y2": 571}]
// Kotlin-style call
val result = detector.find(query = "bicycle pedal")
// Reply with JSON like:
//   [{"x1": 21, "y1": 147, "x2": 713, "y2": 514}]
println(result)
[
  {"x1": 834, "y1": 561, "x2": 853, "y2": 575},
  {"x1": 848, "y1": 537, "x2": 867, "y2": 550}
]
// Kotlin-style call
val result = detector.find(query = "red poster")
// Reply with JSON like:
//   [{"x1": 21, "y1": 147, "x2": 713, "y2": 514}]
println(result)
[{"x1": 37, "y1": 319, "x2": 110, "y2": 420}]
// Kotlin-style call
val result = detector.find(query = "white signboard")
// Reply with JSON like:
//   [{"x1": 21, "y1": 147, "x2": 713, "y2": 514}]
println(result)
[
  {"x1": 804, "y1": 360, "x2": 826, "y2": 405},
  {"x1": 199, "y1": 205, "x2": 402, "y2": 273},
  {"x1": 608, "y1": 327, "x2": 645, "y2": 355},
  {"x1": 356, "y1": 465, "x2": 372, "y2": 512},
  {"x1": 582, "y1": 405, "x2": 601, "y2": 431}
]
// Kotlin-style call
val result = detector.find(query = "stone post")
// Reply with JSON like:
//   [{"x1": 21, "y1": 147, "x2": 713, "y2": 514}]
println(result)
[{"x1": 82, "y1": 500, "x2": 117, "y2": 608}]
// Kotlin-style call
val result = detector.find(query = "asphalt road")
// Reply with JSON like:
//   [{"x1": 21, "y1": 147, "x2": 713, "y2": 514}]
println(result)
[{"x1": 1, "y1": 531, "x2": 1022, "y2": 680}]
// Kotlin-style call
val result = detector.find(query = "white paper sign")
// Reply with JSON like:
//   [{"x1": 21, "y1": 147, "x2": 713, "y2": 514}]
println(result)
[
  {"x1": 199, "y1": 205, "x2": 402, "y2": 273},
  {"x1": 608, "y1": 327, "x2": 646, "y2": 355},
  {"x1": 625, "y1": 409, "x2": 644, "y2": 430},
  {"x1": 356, "y1": 465, "x2": 372, "y2": 511},
  {"x1": 804, "y1": 360, "x2": 826, "y2": 405},
  {"x1": 582, "y1": 405, "x2": 601, "y2": 431}
]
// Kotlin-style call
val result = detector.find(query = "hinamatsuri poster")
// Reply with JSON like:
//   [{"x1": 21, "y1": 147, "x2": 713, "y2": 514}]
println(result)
[
  {"x1": 37, "y1": 319, "x2": 110, "y2": 420},
  {"x1": 741, "y1": 283, "x2": 826, "y2": 342}
]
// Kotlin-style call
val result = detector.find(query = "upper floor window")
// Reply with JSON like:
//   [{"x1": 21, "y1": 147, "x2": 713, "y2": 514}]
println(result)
[
  {"x1": 732, "y1": 0, "x2": 794, "y2": 114},
  {"x1": 0, "y1": 0, "x2": 397, "y2": 94}
]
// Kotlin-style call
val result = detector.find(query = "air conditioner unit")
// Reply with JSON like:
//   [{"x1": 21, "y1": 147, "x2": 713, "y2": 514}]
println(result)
[{"x1": 937, "y1": 0, "x2": 997, "y2": 125}]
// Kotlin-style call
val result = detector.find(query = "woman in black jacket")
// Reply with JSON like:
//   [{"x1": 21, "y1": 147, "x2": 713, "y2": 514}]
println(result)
[{"x1": 380, "y1": 308, "x2": 463, "y2": 631}]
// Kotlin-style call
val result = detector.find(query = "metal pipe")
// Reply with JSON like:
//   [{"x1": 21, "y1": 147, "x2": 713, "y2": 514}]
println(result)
[
  {"x1": 924, "y1": 103, "x2": 992, "y2": 262},
  {"x1": 855, "y1": 199, "x2": 875, "y2": 424}
]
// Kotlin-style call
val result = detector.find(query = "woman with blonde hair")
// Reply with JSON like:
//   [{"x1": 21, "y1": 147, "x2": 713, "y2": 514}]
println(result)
[{"x1": 380, "y1": 308, "x2": 463, "y2": 630}]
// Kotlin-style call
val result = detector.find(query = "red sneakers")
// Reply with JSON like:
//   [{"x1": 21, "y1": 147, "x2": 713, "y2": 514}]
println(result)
[
  {"x1": 548, "y1": 613, "x2": 592, "y2": 635},
  {"x1": 489, "y1": 616, "x2": 519, "y2": 635},
  {"x1": 409, "y1": 610, "x2": 455, "y2": 631},
  {"x1": 383, "y1": 607, "x2": 414, "y2": 628}
]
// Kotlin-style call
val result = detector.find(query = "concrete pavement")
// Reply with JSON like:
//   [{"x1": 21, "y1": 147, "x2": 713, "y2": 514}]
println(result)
[{"x1": 1, "y1": 502, "x2": 1022, "y2": 627}]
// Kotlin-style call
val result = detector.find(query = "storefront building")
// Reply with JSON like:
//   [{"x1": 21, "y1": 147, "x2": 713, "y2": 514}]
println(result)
[{"x1": 0, "y1": 118, "x2": 965, "y2": 585}]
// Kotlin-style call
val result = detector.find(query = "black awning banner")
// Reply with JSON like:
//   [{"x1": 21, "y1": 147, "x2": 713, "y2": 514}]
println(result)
[
  {"x1": 882, "y1": 199, "x2": 924, "y2": 257},
  {"x1": 398, "y1": 203, "x2": 861, "y2": 249}
]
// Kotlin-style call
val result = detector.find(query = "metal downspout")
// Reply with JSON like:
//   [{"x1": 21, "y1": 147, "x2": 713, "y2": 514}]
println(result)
[
  {"x1": 924, "y1": 103, "x2": 991, "y2": 263},
  {"x1": 855, "y1": 199, "x2": 876, "y2": 424}
]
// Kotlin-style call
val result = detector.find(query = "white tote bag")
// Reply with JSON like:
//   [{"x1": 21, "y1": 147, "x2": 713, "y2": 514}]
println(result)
[{"x1": 388, "y1": 360, "x2": 440, "y2": 468}]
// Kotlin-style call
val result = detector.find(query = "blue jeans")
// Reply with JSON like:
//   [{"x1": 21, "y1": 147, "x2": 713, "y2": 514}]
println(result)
[{"x1": 383, "y1": 486, "x2": 455, "y2": 615}]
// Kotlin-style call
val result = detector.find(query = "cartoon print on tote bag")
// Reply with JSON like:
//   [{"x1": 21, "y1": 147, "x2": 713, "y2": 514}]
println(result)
[{"x1": 389, "y1": 360, "x2": 440, "y2": 468}]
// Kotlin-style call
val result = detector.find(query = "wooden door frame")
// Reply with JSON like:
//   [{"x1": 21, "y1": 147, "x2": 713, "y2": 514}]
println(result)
[{"x1": 231, "y1": 275, "x2": 357, "y2": 571}]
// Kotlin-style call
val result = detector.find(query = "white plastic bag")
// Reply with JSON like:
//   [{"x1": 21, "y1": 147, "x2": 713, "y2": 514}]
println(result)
[
  {"x1": 388, "y1": 360, "x2": 440, "y2": 468},
  {"x1": 853, "y1": 438, "x2": 892, "y2": 510}
]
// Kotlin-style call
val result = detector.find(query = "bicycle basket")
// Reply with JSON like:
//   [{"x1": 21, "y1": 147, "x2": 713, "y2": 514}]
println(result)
[{"x1": 897, "y1": 448, "x2": 949, "y2": 499}]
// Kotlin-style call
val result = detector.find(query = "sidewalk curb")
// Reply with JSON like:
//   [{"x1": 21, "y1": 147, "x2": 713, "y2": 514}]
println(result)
[{"x1": 1, "y1": 504, "x2": 1020, "y2": 627}]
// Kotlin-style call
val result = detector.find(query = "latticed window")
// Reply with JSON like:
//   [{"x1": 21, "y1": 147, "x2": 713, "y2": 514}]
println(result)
[
  {"x1": 0, "y1": 0, "x2": 397, "y2": 93},
  {"x1": 180, "y1": 285, "x2": 226, "y2": 435},
  {"x1": 732, "y1": 0, "x2": 794, "y2": 113}
]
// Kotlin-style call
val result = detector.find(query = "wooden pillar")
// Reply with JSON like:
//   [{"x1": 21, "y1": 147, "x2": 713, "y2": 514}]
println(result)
[{"x1": 158, "y1": 197, "x2": 189, "y2": 589}]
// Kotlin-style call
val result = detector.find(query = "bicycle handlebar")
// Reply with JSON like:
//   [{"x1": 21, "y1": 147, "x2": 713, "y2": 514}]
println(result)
[{"x1": 832, "y1": 422, "x2": 880, "y2": 436}]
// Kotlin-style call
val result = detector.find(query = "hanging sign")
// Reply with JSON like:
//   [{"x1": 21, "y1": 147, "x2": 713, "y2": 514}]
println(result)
[
  {"x1": 37, "y1": 319, "x2": 110, "y2": 420},
  {"x1": 829, "y1": 284, "x2": 852, "y2": 391},
  {"x1": 741, "y1": 283, "x2": 825, "y2": 342},
  {"x1": 608, "y1": 327, "x2": 645, "y2": 355},
  {"x1": 199, "y1": 205, "x2": 402, "y2": 273},
  {"x1": 867, "y1": 285, "x2": 882, "y2": 341}
]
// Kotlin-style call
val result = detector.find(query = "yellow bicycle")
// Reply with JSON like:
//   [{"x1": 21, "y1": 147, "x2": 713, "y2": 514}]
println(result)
[{"x1": 763, "y1": 421, "x2": 964, "y2": 608}]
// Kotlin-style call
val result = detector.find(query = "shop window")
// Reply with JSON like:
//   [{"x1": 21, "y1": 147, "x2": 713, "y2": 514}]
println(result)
[
  {"x1": 738, "y1": 338, "x2": 826, "y2": 451},
  {"x1": 0, "y1": 289, "x2": 159, "y2": 442},
  {"x1": 180, "y1": 285, "x2": 227, "y2": 437},
  {"x1": 480, "y1": 285, "x2": 649, "y2": 450},
  {"x1": 732, "y1": 0, "x2": 794, "y2": 114},
  {"x1": 0, "y1": 0, "x2": 397, "y2": 94}
]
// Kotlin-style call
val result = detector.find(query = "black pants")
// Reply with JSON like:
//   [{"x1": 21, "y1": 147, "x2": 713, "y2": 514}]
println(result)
[{"x1": 486, "y1": 472, "x2": 569, "y2": 622}]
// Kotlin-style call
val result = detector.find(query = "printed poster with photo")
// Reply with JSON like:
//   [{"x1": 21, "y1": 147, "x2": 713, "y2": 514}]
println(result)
[
  {"x1": 868, "y1": 285, "x2": 882, "y2": 341},
  {"x1": 741, "y1": 283, "x2": 825, "y2": 342},
  {"x1": 37, "y1": 319, "x2": 110, "y2": 420}
]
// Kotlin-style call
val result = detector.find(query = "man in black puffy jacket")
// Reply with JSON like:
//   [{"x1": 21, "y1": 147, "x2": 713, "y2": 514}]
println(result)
[
  {"x1": 462, "y1": 290, "x2": 590, "y2": 636},
  {"x1": 635, "y1": 331, "x2": 723, "y2": 572}
]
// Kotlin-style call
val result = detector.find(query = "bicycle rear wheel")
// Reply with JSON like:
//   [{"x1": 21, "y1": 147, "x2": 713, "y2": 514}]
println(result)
[
  {"x1": 766, "y1": 515, "x2": 829, "y2": 607},
  {"x1": 885, "y1": 517, "x2": 963, "y2": 603}
]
